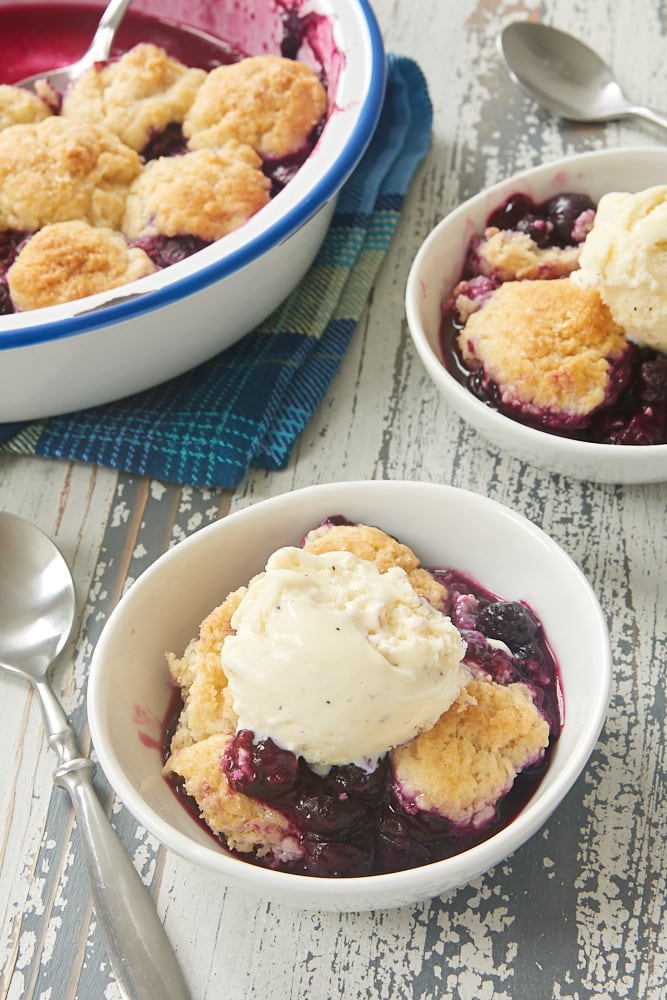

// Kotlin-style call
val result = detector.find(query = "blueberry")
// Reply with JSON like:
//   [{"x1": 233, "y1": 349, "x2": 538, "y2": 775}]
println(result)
[
  {"x1": 302, "y1": 839, "x2": 373, "y2": 877},
  {"x1": 487, "y1": 193, "x2": 537, "y2": 231},
  {"x1": 462, "y1": 630, "x2": 518, "y2": 682},
  {"x1": 376, "y1": 812, "x2": 427, "y2": 871},
  {"x1": 377, "y1": 807, "x2": 453, "y2": 871},
  {"x1": 542, "y1": 193, "x2": 596, "y2": 246},
  {"x1": 325, "y1": 757, "x2": 390, "y2": 806},
  {"x1": 475, "y1": 600, "x2": 541, "y2": 650},
  {"x1": 601, "y1": 406, "x2": 667, "y2": 446},
  {"x1": 156, "y1": 235, "x2": 209, "y2": 266},
  {"x1": 639, "y1": 356, "x2": 667, "y2": 404},
  {"x1": 466, "y1": 371, "x2": 500, "y2": 407},
  {"x1": 223, "y1": 730, "x2": 299, "y2": 801},
  {"x1": 293, "y1": 791, "x2": 372, "y2": 836},
  {"x1": 0, "y1": 282, "x2": 13, "y2": 315},
  {"x1": 466, "y1": 370, "x2": 488, "y2": 402},
  {"x1": 132, "y1": 234, "x2": 209, "y2": 268},
  {"x1": 280, "y1": 7, "x2": 309, "y2": 59},
  {"x1": 516, "y1": 214, "x2": 553, "y2": 248},
  {"x1": 0, "y1": 229, "x2": 28, "y2": 276},
  {"x1": 519, "y1": 656, "x2": 554, "y2": 690}
]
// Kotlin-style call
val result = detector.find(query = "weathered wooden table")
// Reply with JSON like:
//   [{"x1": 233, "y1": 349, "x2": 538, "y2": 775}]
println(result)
[{"x1": 1, "y1": 0, "x2": 666, "y2": 996}]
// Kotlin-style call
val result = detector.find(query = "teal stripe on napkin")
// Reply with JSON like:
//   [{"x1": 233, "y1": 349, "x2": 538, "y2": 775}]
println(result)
[{"x1": 0, "y1": 55, "x2": 432, "y2": 488}]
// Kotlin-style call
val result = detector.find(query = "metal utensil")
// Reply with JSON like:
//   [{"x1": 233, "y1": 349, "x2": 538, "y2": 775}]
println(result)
[
  {"x1": 15, "y1": 0, "x2": 132, "y2": 91},
  {"x1": 499, "y1": 21, "x2": 667, "y2": 133},
  {"x1": 0, "y1": 511, "x2": 190, "y2": 1000}
]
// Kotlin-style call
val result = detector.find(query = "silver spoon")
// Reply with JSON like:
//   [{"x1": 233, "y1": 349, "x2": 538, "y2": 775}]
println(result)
[
  {"x1": 15, "y1": 0, "x2": 132, "y2": 92},
  {"x1": 499, "y1": 21, "x2": 667, "y2": 133},
  {"x1": 0, "y1": 512, "x2": 190, "y2": 1000}
]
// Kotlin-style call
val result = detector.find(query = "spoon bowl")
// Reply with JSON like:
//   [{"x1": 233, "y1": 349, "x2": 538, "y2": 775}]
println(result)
[
  {"x1": 14, "y1": 0, "x2": 132, "y2": 92},
  {"x1": 0, "y1": 511, "x2": 190, "y2": 1000},
  {"x1": 0, "y1": 515, "x2": 75, "y2": 676},
  {"x1": 499, "y1": 21, "x2": 667, "y2": 132}
]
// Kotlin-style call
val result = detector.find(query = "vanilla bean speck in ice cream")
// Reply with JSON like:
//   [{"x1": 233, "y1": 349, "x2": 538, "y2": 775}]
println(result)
[
  {"x1": 573, "y1": 185, "x2": 667, "y2": 352},
  {"x1": 220, "y1": 545, "x2": 469, "y2": 769}
]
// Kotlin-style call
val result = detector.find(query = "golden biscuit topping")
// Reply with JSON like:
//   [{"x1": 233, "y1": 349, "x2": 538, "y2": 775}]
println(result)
[
  {"x1": 184, "y1": 54, "x2": 327, "y2": 158},
  {"x1": 164, "y1": 733, "x2": 302, "y2": 861},
  {"x1": 474, "y1": 226, "x2": 582, "y2": 281},
  {"x1": 0, "y1": 84, "x2": 52, "y2": 131},
  {"x1": 391, "y1": 678, "x2": 549, "y2": 827},
  {"x1": 8, "y1": 220, "x2": 155, "y2": 310},
  {"x1": 121, "y1": 142, "x2": 271, "y2": 241},
  {"x1": 0, "y1": 117, "x2": 142, "y2": 231},
  {"x1": 457, "y1": 278, "x2": 628, "y2": 416},
  {"x1": 303, "y1": 521, "x2": 448, "y2": 610},
  {"x1": 61, "y1": 42, "x2": 206, "y2": 151}
]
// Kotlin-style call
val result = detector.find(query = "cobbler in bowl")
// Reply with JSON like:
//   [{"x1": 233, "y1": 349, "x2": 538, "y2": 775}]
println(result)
[
  {"x1": 162, "y1": 518, "x2": 561, "y2": 878},
  {"x1": 87, "y1": 480, "x2": 611, "y2": 911},
  {"x1": 406, "y1": 147, "x2": 667, "y2": 482},
  {"x1": 442, "y1": 191, "x2": 667, "y2": 446}
]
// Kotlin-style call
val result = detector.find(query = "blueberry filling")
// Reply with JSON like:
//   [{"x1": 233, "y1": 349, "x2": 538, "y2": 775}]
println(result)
[
  {"x1": 440, "y1": 192, "x2": 667, "y2": 445},
  {"x1": 130, "y1": 234, "x2": 211, "y2": 269},
  {"x1": 141, "y1": 122, "x2": 188, "y2": 161},
  {"x1": 0, "y1": 230, "x2": 30, "y2": 315}
]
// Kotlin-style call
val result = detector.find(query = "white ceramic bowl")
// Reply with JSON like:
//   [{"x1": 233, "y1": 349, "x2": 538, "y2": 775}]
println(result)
[
  {"x1": 405, "y1": 146, "x2": 667, "y2": 483},
  {"x1": 87, "y1": 480, "x2": 611, "y2": 912},
  {"x1": 0, "y1": 0, "x2": 385, "y2": 421}
]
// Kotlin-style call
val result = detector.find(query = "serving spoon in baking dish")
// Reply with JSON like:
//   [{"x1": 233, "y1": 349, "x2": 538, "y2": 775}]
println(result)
[
  {"x1": 15, "y1": 0, "x2": 132, "y2": 92},
  {"x1": 499, "y1": 21, "x2": 667, "y2": 133},
  {"x1": 0, "y1": 511, "x2": 190, "y2": 1000}
]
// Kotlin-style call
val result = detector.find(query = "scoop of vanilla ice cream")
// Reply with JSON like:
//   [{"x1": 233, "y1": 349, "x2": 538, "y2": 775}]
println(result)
[
  {"x1": 573, "y1": 185, "x2": 667, "y2": 351},
  {"x1": 221, "y1": 546, "x2": 468, "y2": 769}
]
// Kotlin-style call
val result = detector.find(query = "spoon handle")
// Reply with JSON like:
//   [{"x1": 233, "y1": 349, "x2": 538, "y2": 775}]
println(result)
[
  {"x1": 36, "y1": 680, "x2": 191, "y2": 1000},
  {"x1": 627, "y1": 104, "x2": 667, "y2": 133},
  {"x1": 86, "y1": 0, "x2": 134, "y2": 63}
]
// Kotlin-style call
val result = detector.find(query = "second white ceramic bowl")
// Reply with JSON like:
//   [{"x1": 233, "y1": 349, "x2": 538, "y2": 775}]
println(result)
[{"x1": 405, "y1": 146, "x2": 667, "y2": 483}]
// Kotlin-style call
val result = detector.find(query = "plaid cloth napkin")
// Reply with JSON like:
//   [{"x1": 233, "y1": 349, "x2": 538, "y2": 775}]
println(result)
[{"x1": 0, "y1": 55, "x2": 432, "y2": 488}]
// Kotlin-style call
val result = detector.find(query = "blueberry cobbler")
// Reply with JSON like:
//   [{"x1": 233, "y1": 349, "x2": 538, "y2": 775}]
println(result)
[
  {"x1": 162, "y1": 519, "x2": 562, "y2": 878},
  {"x1": 0, "y1": 36, "x2": 327, "y2": 313},
  {"x1": 441, "y1": 189, "x2": 667, "y2": 445}
]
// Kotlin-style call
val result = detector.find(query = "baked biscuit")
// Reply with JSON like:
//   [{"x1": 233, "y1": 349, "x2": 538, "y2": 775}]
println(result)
[
  {"x1": 472, "y1": 226, "x2": 582, "y2": 282},
  {"x1": 8, "y1": 220, "x2": 155, "y2": 310},
  {"x1": 164, "y1": 733, "x2": 303, "y2": 862},
  {"x1": 0, "y1": 84, "x2": 51, "y2": 131},
  {"x1": 391, "y1": 678, "x2": 549, "y2": 827},
  {"x1": 166, "y1": 587, "x2": 245, "y2": 754},
  {"x1": 164, "y1": 588, "x2": 301, "y2": 862},
  {"x1": 121, "y1": 141, "x2": 271, "y2": 241},
  {"x1": 183, "y1": 54, "x2": 327, "y2": 158},
  {"x1": 61, "y1": 43, "x2": 206, "y2": 152},
  {"x1": 303, "y1": 522, "x2": 448, "y2": 611},
  {"x1": 0, "y1": 117, "x2": 142, "y2": 231},
  {"x1": 457, "y1": 278, "x2": 629, "y2": 422}
]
